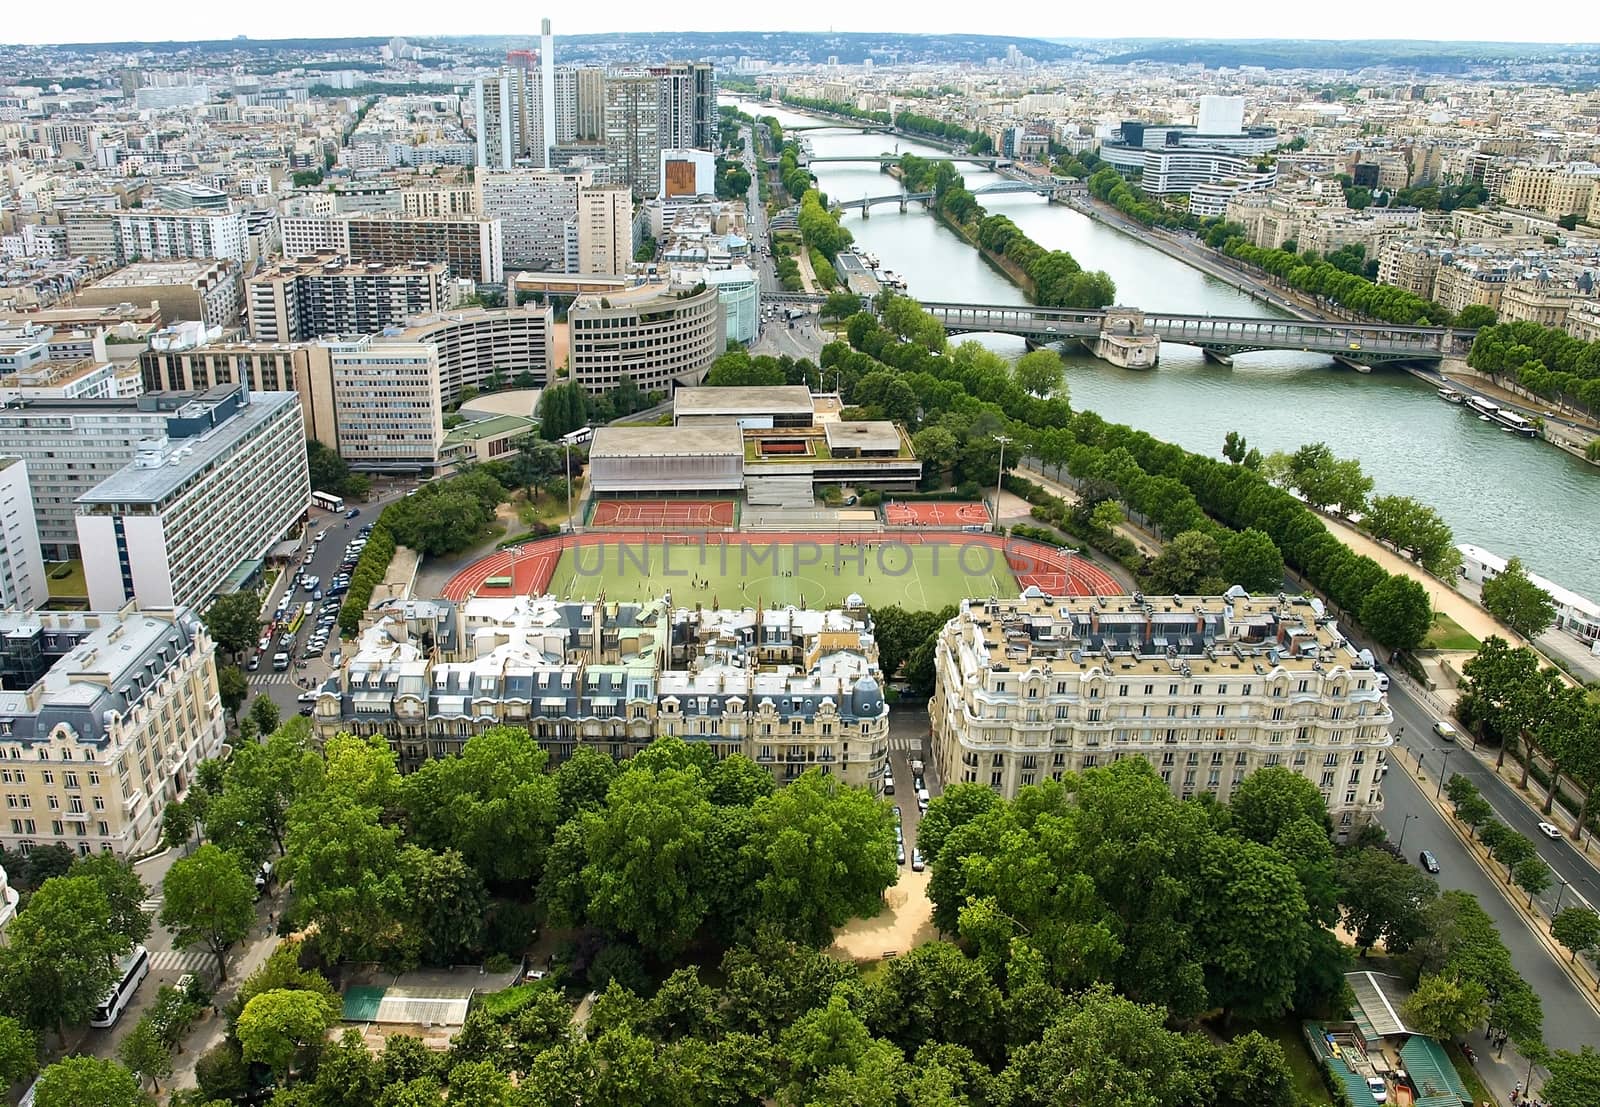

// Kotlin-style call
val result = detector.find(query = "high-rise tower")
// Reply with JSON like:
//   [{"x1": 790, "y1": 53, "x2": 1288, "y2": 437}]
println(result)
[{"x1": 541, "y1": 18, "x2": 556, "y2": 169}]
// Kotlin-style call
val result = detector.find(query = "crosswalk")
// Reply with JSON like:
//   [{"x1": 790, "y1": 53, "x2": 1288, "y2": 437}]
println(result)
[
  {"x1": 251, "y1": 672, "x2": 310, "y2": 687},
  {"x1": 148, "y1": 948, "x2": 211, "y2": 974},
  {"x1": 139, "y1": 897, "x2": 162, "y2": 915},
  {"x1": 889, "y1": 737, "x2": 924, "y2": 753}
]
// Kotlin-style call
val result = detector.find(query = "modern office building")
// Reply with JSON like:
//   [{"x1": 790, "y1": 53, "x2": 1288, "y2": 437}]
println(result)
[
  {"x1": 75, "y1": 259, "x2": 242, "y2": 329},
  {"x1": 311, "y1": 338, "x2": 441, "y2": 471},
  {"x1": 477, "y1": 169, "x2": 590, "y2": 270},
  {"x1": 63, "y1": 208, "x2": 250, "y2": 266},
  {"x1": 0, "y1": 605, "x2": 223, "y2": 857},
  {"x1": 313, "y1": 594, "x2": 888, "y2": 788},
  {"x1": 604, "y1": 71, "x2": 663, "y2": 198},
  {"x1": 673, "y1": 265, "x2": 759, "y2": 343},
  {"x1": 575, "y1": 66, "x2": 606, "y2": 140},
  {"x1": 278, "y1": 215, "x2": 504, "y2": 284},
  {"x1": 246, "y1": 255, "x2": 454, "y2": 342},
  {"x1": 75, "y1": 386, "x2": 309, "y2": 611},
  {"x1": 473, "y1": 61, "x2": 578, "y2": 170},
  {"x1": 929, "y1": 592, "x2": 1394, "y2": 834},
  {"x1": 575, "y1": 185, "x2": 634, "y2": 275},
  {"x1": 568, "y1": 280, "x2": 725, "y2": 393},
  {"x1": 0, "y1": 458, "x2": 45, "y2": 612}
]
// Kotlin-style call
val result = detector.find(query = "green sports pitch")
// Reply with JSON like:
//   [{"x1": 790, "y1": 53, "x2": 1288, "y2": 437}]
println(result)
[{"x1": 547, "y1": 539, "x2": 1020, "y2": 611}]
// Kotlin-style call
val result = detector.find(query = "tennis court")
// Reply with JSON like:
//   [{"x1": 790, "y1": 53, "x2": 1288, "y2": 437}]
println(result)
[
  {"x1": 883, "y1": 500, "x2": 992, "y2": 528},
  {"x1": 588, "y1": 498, "x2": 738, "y2": 528}
]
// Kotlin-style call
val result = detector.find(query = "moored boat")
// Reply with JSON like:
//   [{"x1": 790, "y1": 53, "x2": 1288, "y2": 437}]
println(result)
[{"x1": 1437, "y1": 387, "x2": 1465, "y2": 404}]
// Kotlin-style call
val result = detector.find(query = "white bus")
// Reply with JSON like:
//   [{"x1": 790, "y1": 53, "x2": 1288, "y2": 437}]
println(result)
[
  {"x1": 311, "y1": 491, "x2": 345, "y2": 514},
  {"x1": 560, "y1": 426, "x2": 594, "y2": 446},
  {"x1": 90, "y1": 945, "x2": 150, "y2": 1028}
]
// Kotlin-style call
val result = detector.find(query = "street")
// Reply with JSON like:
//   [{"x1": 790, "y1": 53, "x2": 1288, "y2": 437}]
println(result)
[
  {"x1": 1380, "y1": 678, "x2": 1600, "y2": 1056},
  {"x1": 248, "y1": 484, "x2": 415, "y2": 719}
]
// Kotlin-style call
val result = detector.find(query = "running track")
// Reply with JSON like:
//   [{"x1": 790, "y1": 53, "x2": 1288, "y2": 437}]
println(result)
[{"x1": 443, "y1": 530, "x2": 1121, "y2": 602}]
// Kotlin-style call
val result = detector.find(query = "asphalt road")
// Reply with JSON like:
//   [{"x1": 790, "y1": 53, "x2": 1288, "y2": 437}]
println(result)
[
  {"x1": 248, "y1": 484, "x2": 416, "y2": 719},
  {"x1": 1381, "y1": 679, "x2": 1600, "y2": 1054}
]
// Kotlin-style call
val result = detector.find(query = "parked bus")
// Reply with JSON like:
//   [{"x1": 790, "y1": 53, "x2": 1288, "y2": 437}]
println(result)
[
  {"x1": 90, "y1": 945, "x2": 150, "y2": 1028},
  {"x1": 560, "y1": 426, "x2": 594, "y2": 446},
  {"x1": 311, "y1": 491, "x2": 345, "y2": 514}
]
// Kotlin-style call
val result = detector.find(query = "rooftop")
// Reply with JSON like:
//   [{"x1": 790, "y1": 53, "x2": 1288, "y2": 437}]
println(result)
[
  {"x1": 442, "y1": 412, "x2": 538, "y2": 446},
  {"x1": 89, "y1": 259, "x2": 232, "y2": 288},
  {"x1": 75, "y1": 390, "x2": 299, "y2": 507},
  {"x1": 674, "y1": 385, "x2": 814, "y2": 417},
  {"x1": 253, "y1": 253, "x2": 447, "y2": 281},
  {"x1": 591, "y1": 424, "x2": 744, "y2": 459},
  {"x1": 823, "y1": 420, "x2": 902, "y2": 453}
]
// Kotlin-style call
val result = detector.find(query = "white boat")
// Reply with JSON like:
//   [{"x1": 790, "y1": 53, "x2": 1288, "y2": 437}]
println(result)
[
  {"x1": 1490, "y1": 408, "x2": 1538, "y2": 437},
  {"x1": 1466, "y1": 395, "x2": 1500, "y2": 418},
  {"x1": 881, "y1": 270, "x2": 908, "y2": 290},
  {"x1": 860, "y1": 251, "x2": 881, "y2": 269},
  {"x1": 1437, "y1": 387, "x2": 1465, "y2": 404}
]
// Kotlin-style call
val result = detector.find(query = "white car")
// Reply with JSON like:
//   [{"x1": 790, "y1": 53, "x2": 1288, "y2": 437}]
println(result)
[{"x1": 1537, "y1": 822, "x2": 1563, "y2": 840}]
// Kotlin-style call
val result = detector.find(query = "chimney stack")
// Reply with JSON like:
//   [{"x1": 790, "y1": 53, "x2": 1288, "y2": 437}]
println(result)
[{"x1": 540, "y1": 18, "x2": 556, "y2": 168}]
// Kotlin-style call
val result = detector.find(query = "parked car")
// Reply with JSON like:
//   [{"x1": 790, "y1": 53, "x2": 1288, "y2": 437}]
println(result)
[
  {"x1": 1537, "y1": 822, "x2": 1563, "y2": 840},
  {"x1": 1419, "y1": 850, "x2": 1439, "y2": 874},
  {"x1": 896, "y1": 841, "x2": 906, "y2": 865},
  {"x1": 911, "y1": 848, "x2": 925, "y2": 872},
  {"x1": 246, "y1": 654, "x2": 260, "y2": 672},
  {"x1": 883, "y1": 773, "x2": 896, "y2": 795}
]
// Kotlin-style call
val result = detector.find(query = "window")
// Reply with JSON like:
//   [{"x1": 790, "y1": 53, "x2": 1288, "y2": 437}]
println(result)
[
  {"x1": 990, "y1": 771, "x2": 1003, "y2": 787},
  {"x1": 991, "y1": 753, "x2": 1004, "y2": 767},
  {"x1": 1320, "y1": 771, "x2": 1336, "y2": 787},
  {"x1": 1056, "y1": 681, "x2": 1068, "y2": 694},
  {"x1": 1271, "y1": 707, "x2": 1285, "y2": 721},
  {"x1": 1297, "y1": 679, "x2": 1309, "y2": 692},
  {"x1": 1021, "y1": 772, "x2": 1036, "y2": 786},
  {"x1": 1118, "y1": 684, "x2": 1128, "y2": 696}
]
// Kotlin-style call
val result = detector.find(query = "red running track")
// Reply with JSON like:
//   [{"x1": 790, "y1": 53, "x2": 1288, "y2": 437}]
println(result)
[
  {"x1": 443, "y1": 530, "x2": 1122, "y2": 602},
  {"x1": 589, "y1": 498, "x2": 736, "y2": 528}
]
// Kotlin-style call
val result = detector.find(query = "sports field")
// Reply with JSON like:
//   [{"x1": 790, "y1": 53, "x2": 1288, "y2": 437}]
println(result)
[{"x1": 546, "y1": 538, "x2": 1020, "y2": 610}]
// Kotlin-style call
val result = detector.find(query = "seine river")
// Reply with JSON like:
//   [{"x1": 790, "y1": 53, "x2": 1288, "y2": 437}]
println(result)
[{"x1": 735, "y1": 100, "x2": 1600, "y2": 599}]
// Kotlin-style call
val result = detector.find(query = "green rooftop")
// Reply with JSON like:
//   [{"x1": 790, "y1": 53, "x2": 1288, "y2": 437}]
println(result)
[{"x1": 443, "y1": 413, "x2": 538, "y2": 445}]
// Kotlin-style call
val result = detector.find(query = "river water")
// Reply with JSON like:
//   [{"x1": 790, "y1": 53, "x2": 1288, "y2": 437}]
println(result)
[{"x1": 736, "y1": 101, "x2": 1600, "y2": 599}]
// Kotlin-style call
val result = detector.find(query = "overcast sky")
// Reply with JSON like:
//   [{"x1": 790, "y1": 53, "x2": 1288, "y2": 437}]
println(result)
[{"x1": 3, "y1": 4, "x2": 1596, "y2": 48}]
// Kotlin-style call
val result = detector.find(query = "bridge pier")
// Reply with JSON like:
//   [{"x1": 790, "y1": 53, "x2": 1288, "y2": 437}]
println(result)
[
  {"x1": 861, "y1": 204, "x2": 869, "y2": 220},
  {"x1": 898, "y1": 198, "x2": 906, "y2": 212},
  {"x1": 1200, "y1": 348, "x2": 1234, "y2": 367}
]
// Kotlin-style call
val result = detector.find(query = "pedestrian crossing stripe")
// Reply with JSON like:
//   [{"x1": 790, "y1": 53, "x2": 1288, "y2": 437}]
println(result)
[
  {"x1": 139, "y1": 898, "x2": 162, "y2": 913},
  {"x1": 148, "y1": 949, "x2": 210, "y2": 973}
]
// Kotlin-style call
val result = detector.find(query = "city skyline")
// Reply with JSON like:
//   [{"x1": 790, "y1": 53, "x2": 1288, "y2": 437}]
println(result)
[{"x1": 1, "y1": 7, "x2": 1596, "y2": 48}]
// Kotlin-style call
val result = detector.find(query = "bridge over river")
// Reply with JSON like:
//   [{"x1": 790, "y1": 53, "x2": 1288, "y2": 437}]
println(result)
[
  {"x1": 832, "y1": 180, "x2": 1060, "y2": 215},
  {"x1": 764, "y1": 294, "x2": 1474, "y2": 369}
]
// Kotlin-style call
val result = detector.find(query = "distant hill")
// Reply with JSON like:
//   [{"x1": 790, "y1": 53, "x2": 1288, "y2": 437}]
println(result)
[{"x1": 1099, "y1": 38, "x2": 1600, "y2": 73}]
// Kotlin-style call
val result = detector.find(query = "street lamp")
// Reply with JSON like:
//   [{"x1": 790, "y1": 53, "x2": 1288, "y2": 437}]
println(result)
[
  {"x1": 1553, "y1": 877, "x2": 1570, "y2": 915},
  {"x1": 1435, "y1": 748, "x2": 1452, "y2": 801},
  {"x1": 1397, "y1": 812, "x2": 1417, "y2": 850},
  {"x1": 993, "y1": 434, "x2": 1012, "y2": 522},
  {"x1": 562, "y1": 439, "x2": 574, "y2": 525}
]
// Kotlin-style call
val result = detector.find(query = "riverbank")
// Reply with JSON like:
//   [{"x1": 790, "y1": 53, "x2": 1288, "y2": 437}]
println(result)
[
  {"x1": 931, "y1": 204, "x2": 1038, "y2": 299},
  {"x1": 1403, "y1": 362, "x2": 1600, "y2": 470}
]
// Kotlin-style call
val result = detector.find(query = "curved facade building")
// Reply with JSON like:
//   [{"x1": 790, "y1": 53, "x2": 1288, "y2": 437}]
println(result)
[{"x1": 569, "y1": 281, "x2": 726, "y2": 394}]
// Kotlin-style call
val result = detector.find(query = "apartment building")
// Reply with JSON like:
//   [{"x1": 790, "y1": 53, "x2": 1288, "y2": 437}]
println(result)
[
  {"x1": 1501, "y1": 163, "x2": 1600, "y2": 218},
  {"x1": 75, "y1": 259, "x2": 242, "y2": 329},
  {"x1": 0, "y1": 606, "x2": 223, "y2": 857},
  {"x1": 313, "y1": 595, "x2": 889, "y2": 788},
  {"x1": 575, "y1": 185, "x2": 634, "y2": 275},
  {"x1": 568, "y1": 280, "x2": 725, "y2": 393},
  {"x1": 1432, "y1": 258, "x2": 1508, "y2": 316},
  {"x1": 0, "y1": 459, "x2": 45, "y2": 612},
  {"x1": 474, "y1": 66, "x2": 579, "y2": 170},
  {"x1": 604, "y1": 71, "x2": 663, "y2": 198},
  {"x1": 76, "y1": 386, "x2": 309, "y2": 611},
  {"x1": 652, "y1": 62, "x2": 718, "y2": 151},
  {"x1": 929, "y1": 592, "x2": 1393, "y2": 833},
  {"x1": 246, "y1": 255, "x2": 453, "y2": 342},
  {"x1": 1377, "y1": 241, "x2": 1443, "y2": 300},
  {"x1": 63, "y1": 208, "x2": 249, "y2": 266},
  {"x1": 575, "y1": 67, "x2": 606, "y2": 140},
  {"x1": 401, "y1": 187, "x2": 480, "y2": 219},
  {"x1": 278, "y1": 214, "x2": 504, "y2": 285},
  {"x1": 477, "y1": 169, "x2": 590, "y2": 270}
]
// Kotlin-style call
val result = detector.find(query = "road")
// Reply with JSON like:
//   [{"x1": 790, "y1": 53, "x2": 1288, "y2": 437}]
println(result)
[
  {"x1": 1381, "y1": 679, "x2": 1600, "y2": 1056},
  {"x1": 248, "y1": 483, "x2": 417, "y2": 720}
]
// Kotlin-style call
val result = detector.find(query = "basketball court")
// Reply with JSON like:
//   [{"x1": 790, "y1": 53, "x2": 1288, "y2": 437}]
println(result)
[
  {"x1": 883, "y1": 500, "x2": 992, "y2": 528},
  {"x1": 588, "y1": 498, "x2": 738, "y2": 528}
]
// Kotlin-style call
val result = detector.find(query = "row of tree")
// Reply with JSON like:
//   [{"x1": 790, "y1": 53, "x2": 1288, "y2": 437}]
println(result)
[
  {"x1": 1468, "y1": 319, "x2": 1600, "y2": 415},
  {"x1": 796, "y1": 189, "x2": 853, "y2": 264},
  {"x1": 777, "y1": 93, "x2": 890, "y2": 124},
  {"x1": 1218, "y1": 236, "x2": 1453, "y2": 325},
  {"x1": 1458, "y1": 637, "x2": 1600, "y2": 829},
  {"x1": 1087, "y1": 166, "x2": 1198, "y2": 231},
  {"x1": 892, "y1": 110, "x2": 995, "y2": 154},
  {"x1": 704, "y1": 347, "x2": 817, "y2": 389}
]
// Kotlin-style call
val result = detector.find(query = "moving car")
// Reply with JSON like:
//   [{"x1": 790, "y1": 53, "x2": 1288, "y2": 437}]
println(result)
[
  {"x1": 1432, "y1": 720, "x2": 1458, "y2": 742},
  {"x1": 882, "y1": 773, "x2": 895, "y2": 795},
  {"x1": 911, "y1": 848, "x2": 925, "y2": 872},
  {"x1": 1537, "y1": 822, "x2": 1563, "y2": 840},
  {"x1": 1419, "y1": 850, "x2": 1439, "y2": 874}
]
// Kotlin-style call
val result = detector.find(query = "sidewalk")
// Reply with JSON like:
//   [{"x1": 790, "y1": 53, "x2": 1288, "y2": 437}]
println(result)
[
  {"x1": 167, "y1": 913, "x2": 285, "y2": 1097},
  {"x1": 794, "y1": 245, "x2": 820, "y2": 294}
]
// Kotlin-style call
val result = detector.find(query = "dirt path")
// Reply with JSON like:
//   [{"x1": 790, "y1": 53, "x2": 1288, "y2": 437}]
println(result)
[{"x1": 828, "y1": 868, "x2": 936, "y2": 962}]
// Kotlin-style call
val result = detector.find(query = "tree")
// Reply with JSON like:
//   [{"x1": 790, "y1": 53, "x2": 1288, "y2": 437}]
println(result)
[
  {"x1": 1013, "y1": 349, "x2": 1065, "y2": 399},
  {"x1": 161, "y1": 845, "x2": 256, "y2": 982},
  {"x1": 1454, "y1": 792, "x2": 1493, "y2": 837},
  {"x1": 1481, "y1": 556, "x2": 1557, "y2": 639},
  {"x1": 397, "y1": 846, "x2": 489, "y2": 965},
  {"x1": 118, "y1": 1016, "x2": 174, "y2": 1092},
  {"x1": 821, "y1": 290, "x2": 862, "y2": 320},
  {"x1": 1401, "y1": 972, "x2": 1489, "y2": 1040},
  {"x1": 1142, "y1": 529, "x2": 1223, "y2": 594},
  {"x1": 203, "y1": 591, "x2": 262, "y2": 656},
  {"x1": 249, "y1": 695, "x2": 280, "y2": 735},
  {"x1": 1552, "y1": 907, "x2": 1600, "y2": 964},
  {"x1": 1359, "y1": 574, "x2": 1432, "y2": 651},
  {"x1": 30, "y1": 1057, "x2": 150, "y2": 1107},
  {"x1": 1229, "y1": 766, "x2": 1329, "y2": 844},
  {"x1": 537, "y1": 382, "x2": 591, "y2": 442},
  {"x1": 1222, "y1": 430, "x2": 1249, "y2": 464},
  {"x1": 1337, "y1": 847, "x2": 1436, "y2": 954},
  {"x1": 1216, "y1": 1031, "x2": 1298, "y2": 1107},
  {"x1": 0, "y1": 1015, "x2": 37, "y2": 1089},
  {"x1": 236, "y1": 988, "x2": 339, "y2": 1084},
  {"x1": 0, "y1": 876, "x2": 128, "y2": 1039},
  {"x1": 1513, "y1": 856, "x2": 1552, "y2": 905},
  {"x1": 1219, "y1": 528, "x2": 1285, "y2": 594},
  {"x1": 71, "y1": 851, "x2": 150, "y2": 945},
  {"x1": 217, "y1": 664, "x2": 248, "y2": 719},
  {"x1": 1544, "y1": 1045, "x2": 1600, "y2": 1107},
  {"x1": 1455, "y1": 304, "x2": 1498, "y2": 329}
]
